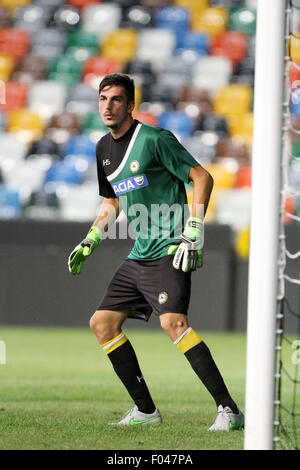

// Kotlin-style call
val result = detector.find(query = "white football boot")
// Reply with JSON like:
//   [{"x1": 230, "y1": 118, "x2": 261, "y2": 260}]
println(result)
[
  {"x1": 110, "y1": 405, "x2": 162, "y2": 426},
  {"x1": 208, "y1": 405, "x2": 244, "y2": 431}
]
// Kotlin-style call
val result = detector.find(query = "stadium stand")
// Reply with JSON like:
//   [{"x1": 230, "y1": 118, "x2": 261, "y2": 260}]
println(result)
[{"x1": 0, "y1": 0, "x2": 295, "y2": 260}]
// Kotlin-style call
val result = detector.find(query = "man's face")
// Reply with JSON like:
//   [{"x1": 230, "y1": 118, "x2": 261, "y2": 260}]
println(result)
[{"x1": 99, "y1": 85, "x2": 134, "y2": 129}]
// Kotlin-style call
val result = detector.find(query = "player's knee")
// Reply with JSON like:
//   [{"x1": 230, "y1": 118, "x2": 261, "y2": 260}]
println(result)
[
  {"x1": 160, "y1": 314, "x2": 188, "y2": 336},
  {"x1": 89, "y1": 310, "x2": 125, "y2": 344}
]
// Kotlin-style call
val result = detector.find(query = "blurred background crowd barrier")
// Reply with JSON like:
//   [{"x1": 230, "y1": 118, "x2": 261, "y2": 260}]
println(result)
[{"x1": 0, "y1": 0, "x2": 298, "y2": 330}]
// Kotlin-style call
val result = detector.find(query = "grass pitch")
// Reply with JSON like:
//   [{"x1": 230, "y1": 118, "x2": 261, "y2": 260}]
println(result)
[{"x1": 0, "y1": 325, "x2": 294, "y2": 451}]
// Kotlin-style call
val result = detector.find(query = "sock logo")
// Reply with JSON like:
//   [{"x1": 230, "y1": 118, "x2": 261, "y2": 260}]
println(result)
[
  {"x1": 137, "y1": 375, "x2": 144, "y2": 383},
  {"x1": 158, "y1": 291, "x2": 168, "y2": 304}
]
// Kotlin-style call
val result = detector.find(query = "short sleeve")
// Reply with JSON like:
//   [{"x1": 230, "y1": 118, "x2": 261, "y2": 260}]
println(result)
[
  {"x1": 96, "y1": 141, "x2": 116, "y2": 198},
  {"x1": 155, "y1": 130, "x2": 199, "y2": 184}
]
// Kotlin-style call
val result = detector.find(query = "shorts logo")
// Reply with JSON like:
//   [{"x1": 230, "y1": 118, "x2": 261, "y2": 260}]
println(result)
[
  {"x1": 130, "y1": 160, "x2": 139, "y2": 172},
  {"x1": 112, "y1": 174, "x2": 148, "y2": 195},
  {"x1": 158, "y1": 291, "x2": 168, "y2": 304}
]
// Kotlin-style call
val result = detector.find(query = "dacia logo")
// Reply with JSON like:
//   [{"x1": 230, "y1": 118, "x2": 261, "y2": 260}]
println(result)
[{"x1": 112, "y1": 174, "x2": 149, "y2": 195}]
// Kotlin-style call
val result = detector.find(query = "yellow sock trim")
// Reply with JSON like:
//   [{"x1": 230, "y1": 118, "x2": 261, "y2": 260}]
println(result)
[
  {"x1": 174, "y1": 328, "x2": 202, "y2": 354},
  {"x1": 101, "y1": 332, "x2": 128, "y2": 355}
]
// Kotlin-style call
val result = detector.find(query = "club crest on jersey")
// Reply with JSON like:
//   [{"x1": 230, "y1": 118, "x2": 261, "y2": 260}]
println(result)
[
  {"x1": 112, "y1": 174, "x2": 149, "y2": 195},
  {"x1": 158, "y1": 291, "x2": 168, "y2": 304},
  {"x1": 130, "y1": 160, "x2": 139, "y2": 172}
]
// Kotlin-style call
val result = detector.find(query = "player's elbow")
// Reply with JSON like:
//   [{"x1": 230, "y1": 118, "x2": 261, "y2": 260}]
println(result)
[{"x1": 190, "y1": 165, "x2": 214, "y2": 190}]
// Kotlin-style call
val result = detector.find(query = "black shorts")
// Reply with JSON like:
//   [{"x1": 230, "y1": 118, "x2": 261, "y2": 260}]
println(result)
[{"x1": 97, "y1": 255, "x2": 191, "y2": 322}]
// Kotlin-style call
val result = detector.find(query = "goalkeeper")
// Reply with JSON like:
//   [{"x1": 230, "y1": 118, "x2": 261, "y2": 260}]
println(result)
[{"x1": 68, "y1": 73, "x2": 244, "y2": 431}]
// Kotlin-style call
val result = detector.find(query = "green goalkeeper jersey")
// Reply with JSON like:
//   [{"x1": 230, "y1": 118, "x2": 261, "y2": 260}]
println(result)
[{"x1": 96, "y1": 120, "x2": 199, "y2": 260}]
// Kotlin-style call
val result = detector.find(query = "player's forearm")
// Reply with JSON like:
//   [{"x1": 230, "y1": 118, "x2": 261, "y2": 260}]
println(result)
[
  {"x1": 189, "y1": 165, "x2": 214, "y2": 219},
  {"x1": 92, "y1": 198, "x2": 120, "y2": 233}
]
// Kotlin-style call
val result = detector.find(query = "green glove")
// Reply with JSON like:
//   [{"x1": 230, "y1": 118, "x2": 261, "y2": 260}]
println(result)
[
  {"x1": 168, "y1": 216, "x2": 203, "y2": 272},
  {"x1": 68, "y1": 226, "x2": 102, "y2": 275}
]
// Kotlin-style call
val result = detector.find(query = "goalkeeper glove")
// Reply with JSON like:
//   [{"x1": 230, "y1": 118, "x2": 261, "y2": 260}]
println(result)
[
  {"x1": 68, "y1": 226, "x2": 102, "y2": 275},
  {"x1": 168, "y1": 216, "x2": 203, "y2": 272}
]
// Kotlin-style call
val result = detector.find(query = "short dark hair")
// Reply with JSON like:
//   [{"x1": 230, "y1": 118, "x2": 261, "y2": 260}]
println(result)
[{"x1": 98, "y1": 73, "x2": 135, "y2": 103}]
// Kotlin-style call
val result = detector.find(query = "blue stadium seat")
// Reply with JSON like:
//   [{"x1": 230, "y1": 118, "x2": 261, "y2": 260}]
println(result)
[
  {"x1": 176, "y1": 31, "x2": 210, "y2": 56},
  {"x1": 158, "y1": 111, "x2": 194, "y2": 137},
  {"x1": 155, "y1": 7, "x2": 190, "y2": 38},
  {"x1": 0, "y1": 185, "x2": 21, "y2": 219},
  {"x1": 45, "y1": 161, "x2": 83, "y2": 185},
  {"x1": 62, "y1": 135, "x2": 96, "y2": 161}
]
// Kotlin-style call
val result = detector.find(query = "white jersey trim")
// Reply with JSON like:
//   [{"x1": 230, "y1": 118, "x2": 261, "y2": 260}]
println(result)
[{"x1": 107, "y1": 123, "x2": 142, "y2": 182}]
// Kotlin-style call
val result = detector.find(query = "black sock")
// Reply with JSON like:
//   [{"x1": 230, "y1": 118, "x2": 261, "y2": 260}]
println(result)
[
  {"x1": 185, "y1": 341, "x2": 239, "y2": 414},
  {"x1": 105, "y1": 336, "x2": 156, "y2": 414}
]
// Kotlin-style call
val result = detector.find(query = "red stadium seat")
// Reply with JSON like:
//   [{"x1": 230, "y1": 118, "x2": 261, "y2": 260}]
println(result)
[
  {"x1": 0, "y1": 81, "x2": 27, "y2": 112},
  {"x1": 0, "y1": 28, "x2": 30, "y2": 60},
  {"x1": 82, "y1": 56, "x2": 122, "y2": 88},
  {"x1": 67, "y1": 0, "x2": 101, "y2": 9},
  {"x1": 235, "y1": 165, "x2": 251, "y2": 188},
  {"x1": 211, "y1": 31, "x2": 248, "y2": 69},
  {"x1": 133, "y1": 111, "x2": 158, "y2": 127}
]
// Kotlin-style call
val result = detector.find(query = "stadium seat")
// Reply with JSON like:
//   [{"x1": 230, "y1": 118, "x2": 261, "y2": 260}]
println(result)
[
  {"x1": 133, "y1": 110, "x2": 158, "y2": 127},
  {"x1": 0, "y1": 0, "x2": 32, "y2": 13},
  {"x1": 213, "y1": 84, "x2": 252, "y2": 116},
  {"x1": 82, "y1": 56, "x2": 122, "y2": 89},
  {"x1": 68, "y1": 0, "x2": 100, "y2": 9},
  {"x1": 34, "y1": 0, "x2": 63, "y2": 11},
  {"x1": 0, "y1": 55, "x2": 14, "y2": 81},
  {"x1": 229, "y1": 112, "x2": 253, "y2": 146},
  {"x1": 62, "y1": 135, "x2": 96, "y2": 162},
  {"x1": 176, "y1": 31, "x2": 210, "y2": 56},
  {"x1": 211, "y1": 31, "x2": 248, "y2": 69},
  {"x1": 121, "y1": 5, "x2": 153, "y2": 30},
  {"x1": 0, "y1": 185, "x2": 21, "y2": 219},
  {"x1": 31, "y1": 28, "x2": 66, "y2": 60},
  {"x1": 45, "y1": 161, "x2": 83, "y2": 185},
  {"x1": 0, "y1": 82, "x2": 28, "y2": 112},
  {"x1": 48, "y1": 55, "x2": 83, "y2": 86},
  {"x1": 7, "y1": 108, "x2": 44, "y2": 143},
  {"x1": 13, "y1": 4, "x2": 52, "y2": 32},
  {"x1": 182, "y1": 133, "x2": 217, "y2": 166},
  {"x1": 11, "y1": 56, "x2": 47, "y2": 85},
  {"x1": 216, "y1": 137, "x2": 250, "y2": 163},
  {"x1": 192, "y1": 7, "x2": 228, "y2": 38},
  {"x1": 140, "y1": 0, "x2": 173, "y2": 7},
  {"x1": 158, "y1": 111, "x2": 194, "y2": 139},
  {"x1": 192, "y1": 56, "x2": 232, "y2": 94},
  {"x1": 0, "y1": 132, "x2": 27, "y2": 161},
  {"x1": 136, "y1": 28, "x2": 176, "y2": 72},
  {"x1": 0, "y1": 7, "x2": 12, "y2": 27},
  {"x1": 0, "y1": 28, "x2": 30, "y2": 60},
  {"x1": 228, "y1": 6, "x2": 256, "y2": 36},
  {"x1": 59, "y1": 182, "x2": 101, "y2": 221},
  {"x1": 27, "y1": 137, "x2": 61, "y2": 159},
  {"x1": 290, "y1": 34, "x2": 300, "y2": 67},
  {"x1": 65, "y1": 83, "x2": 99, "y2": 117},
  {"x1": 82, "y1": 111, "x2": 108, "y2": 141},
  {"x1": 28, "y1": 81, "x2": 68, "y2": 122},
  {"x1": 197, "y1": 113, "x2": 229, "y2": 137},
  {"x1": 101, "y1": 29, "x2": 137, "y2": 66},
  {"x1": 67, "y1": 30, "x2": 99, "y2": 49},
  {"x1": 51, "y1": 5, "x2": 81, "y2": 31},
  {"x1": 24, "y1": 187, "x2": 60, "y2": 220},
  {"x1": 215, "y1": 188, "x2": 251, "y2": 230},
  {"x1": 45, "y1": 112, "x2": 80, "y2": 145},
  {"x1": 81, "y1": 4, "x2": 122, "y2": 40},
  {"x1": 154, "y1": 7, "x2": 190, "y2": 40},
  {"x1": 2, "y1": 158, "x2": 47, "y2": 194},
  {"x1": 235, "y1": 165, "x2": 252, "y2": 188}
]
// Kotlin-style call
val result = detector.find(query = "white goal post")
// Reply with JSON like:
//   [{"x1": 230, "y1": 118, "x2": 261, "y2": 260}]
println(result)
[{"x1": 244, "y1": 0, "x2": 286, "y2": 450}]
